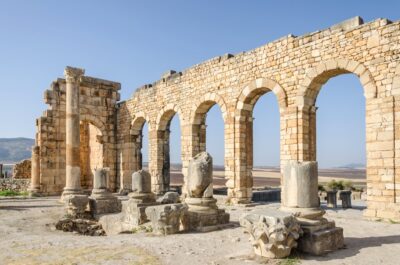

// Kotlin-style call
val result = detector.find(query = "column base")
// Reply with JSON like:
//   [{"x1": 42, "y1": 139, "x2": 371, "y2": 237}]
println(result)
[
  {"x1": 61, "y1": 188, "x2": 83, "y2": 202},
  {"x1": 28, "y1": 187, "x2": 41, "y2": 197},
  {"x1": 281, "y1": 206, "x2": 344, "y2": 255}
]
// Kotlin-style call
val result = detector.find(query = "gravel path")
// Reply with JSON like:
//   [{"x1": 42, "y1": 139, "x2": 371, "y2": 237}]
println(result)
[{"x1": 0, "y1": 197, "x2": 399, "y2": 265}]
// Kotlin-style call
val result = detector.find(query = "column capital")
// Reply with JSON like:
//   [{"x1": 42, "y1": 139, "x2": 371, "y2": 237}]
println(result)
[{"x1": 64, "y1": 66, "x2": 85, "y2": 83}]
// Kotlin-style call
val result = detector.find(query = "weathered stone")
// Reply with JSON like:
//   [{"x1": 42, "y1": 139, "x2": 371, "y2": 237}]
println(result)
[
  {"x1": 129, "y1": 170, "x2": 155, "y2": 203},
  {"x1": 184, "y1": 152, "x2": 230, "y2": 231},
  {"x1": 156, "y1": 191, "x2": 180, "y2": 204},
  {"x1": 56, "y1": 217, "x2": 105, "y2": 236},
  {"x1": 298, "y1": 220, "x2": 344, "y2": 255},
  {"x1": 64, "y1": 194, "x2": 90, "y2": 218},
  {"x1": 187, "y1": 152, "x2": 213, "y2": 198},
  {"x1": 327, "y1": 190, "x2": 338, "y2": 208},
  {"x1": 145, "y1": 203, "x2": 187, "y2": 235},
  {"x1": 240, "y1": 209, "x2": 302, "y2": 259},
  {"x1": 32, "y1": 16, "x2": 400, "y2": 222},
  {"x1": 13, "y1": 159, "x2": 31, "y2": 179},
  {"x1": 339, "y1": 190, "x2": 352, "y2": 209},
  {"x1": 282, "y1": 161, "x2": 319, "y2": 209},
  {"x1": 89, "y1": 168, "x2": 122, "y2": 215}
]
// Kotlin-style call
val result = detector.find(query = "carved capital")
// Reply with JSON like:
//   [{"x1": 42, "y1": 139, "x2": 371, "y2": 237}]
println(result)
[{"x1": 64, "y1": 66, "x2": 85, "y2": 83}]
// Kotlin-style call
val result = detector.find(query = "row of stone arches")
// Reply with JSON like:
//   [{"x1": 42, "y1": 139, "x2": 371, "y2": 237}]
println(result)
[{"x1": 125, "y1": 58, "x2": 378, "y2": 203}]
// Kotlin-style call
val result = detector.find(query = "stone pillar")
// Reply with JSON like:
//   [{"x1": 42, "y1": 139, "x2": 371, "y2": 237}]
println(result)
[
  {"x1": 282, "y1": 161, "x2": 320, "y2": 211},
  {"x1": 62, "y1": 66, "x2": 85, "y2": 198},
  {"x1": 28, "y1": 146, "x2": 41, "y2": 195},
  {"x1": 281, "y1": 160, "x2": 344, "y2": 255}
]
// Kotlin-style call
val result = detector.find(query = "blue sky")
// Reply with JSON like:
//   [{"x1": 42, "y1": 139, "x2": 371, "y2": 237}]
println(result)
[{"x1": 0, "y1": 1, "x2": 398, "y2": 168}]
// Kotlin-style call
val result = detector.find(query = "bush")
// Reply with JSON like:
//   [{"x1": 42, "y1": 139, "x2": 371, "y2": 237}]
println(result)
[
  {"x1": 326, "y1": 180, "x2": 344, "y2": 191},
  {"x1": 0, "y1": 190, "x2": 28, "y2": 197}
]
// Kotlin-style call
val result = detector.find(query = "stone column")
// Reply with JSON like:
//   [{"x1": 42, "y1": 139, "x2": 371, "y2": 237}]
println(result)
[
  {"x1": 28, "y1": 146, "x2": 41, "y2": 195},
  {"x1": 62, "y1": 66, "x2": 85, "y2": 198}
]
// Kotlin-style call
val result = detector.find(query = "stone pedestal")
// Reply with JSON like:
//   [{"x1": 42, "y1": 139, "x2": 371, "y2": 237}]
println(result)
[
  {"x1": 184, "y1": 152, "x2": 230, "y2": 231},
  {"x1": 89, "y1": 168, "x2": 121, "y2": 215},
  {"x1": 28, "y1": 146, "x2": 41, "y2": 196},
  {"x1": 145, "y1": 203, "x2": 187, "y2": 235},
  {"x1": 64, "y1": 194, "x2": 90, "y2": 218},
  {"x1": 123, "y1": 170, "x2": 159, "y2": 226},
  {"x1": 297, "y1": 216, "x2": 344, "y2": 256},
  {"x1": 326, "y1": 190, "x2": 338, "y2": 208},
  {"x1": 339, "y1": 190, "x2": 352, "y2": 209},
  {"x1": 282, "y1": 161, "x2": 344, "y2": 255},
  {"x1": 240, "y1": 209, "x2": 301, "y2": 259}
]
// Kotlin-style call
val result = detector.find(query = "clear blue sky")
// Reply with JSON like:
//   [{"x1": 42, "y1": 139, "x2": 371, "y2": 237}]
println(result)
[{"x1": 0, "y1": 1, "x2": 398, "y2": 168}]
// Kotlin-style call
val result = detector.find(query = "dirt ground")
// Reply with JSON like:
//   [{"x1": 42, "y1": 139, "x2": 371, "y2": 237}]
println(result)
[
  {"x1": 170, "y1": 168, "x2": 367, "y2": 188},
  {"x1": 1, "y1": 196, "x2": 399, "y2": 265}
]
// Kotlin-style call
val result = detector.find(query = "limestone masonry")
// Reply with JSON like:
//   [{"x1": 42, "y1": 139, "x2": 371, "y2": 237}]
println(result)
[{"x1": 31, "y1": 17, "x2": 400, "y2": 221}]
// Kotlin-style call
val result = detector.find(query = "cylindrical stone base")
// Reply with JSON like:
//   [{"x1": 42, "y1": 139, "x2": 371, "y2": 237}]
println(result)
[{"x1": 282, "y1": 161, "x2": 319, "y2": 209}]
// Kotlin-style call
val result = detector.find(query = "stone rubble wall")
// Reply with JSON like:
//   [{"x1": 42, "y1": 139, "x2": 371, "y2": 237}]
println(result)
[
  {"x1": 0, "y1": 178, "x2": 31, "y2": 192},
  {"x1": 13, "y1": 159, "x2": 31, "y2": 179}
]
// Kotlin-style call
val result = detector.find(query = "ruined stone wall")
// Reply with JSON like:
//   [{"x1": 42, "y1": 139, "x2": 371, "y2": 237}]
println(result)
[
  {"x1": 13, "y1": 159, "x2": 31, "y2": 179},
  {"x1": 36, "y1": 77, "x2": 120, "y2": 195},
  {"x1": 116, "y1": 17, "x2": 400, "y2": 220}
]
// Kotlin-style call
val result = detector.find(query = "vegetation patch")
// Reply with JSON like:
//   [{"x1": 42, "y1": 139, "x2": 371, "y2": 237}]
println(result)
[{"x1": 0, "y1": 190, "x2": 28, "y2": 197}]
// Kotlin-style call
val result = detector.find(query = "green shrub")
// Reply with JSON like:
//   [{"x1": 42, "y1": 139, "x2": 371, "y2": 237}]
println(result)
[
  {"x1": 0, "y1": 190, "x2": 28, "y2": 197},
  {"x1": 326, "y1": 180, "x2": 344, "y2": 191}
]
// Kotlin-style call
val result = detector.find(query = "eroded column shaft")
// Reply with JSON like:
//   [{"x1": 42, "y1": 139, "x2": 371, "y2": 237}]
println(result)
[{"x1": 63, "y1": 66, "x2": 85, "y2": 195}]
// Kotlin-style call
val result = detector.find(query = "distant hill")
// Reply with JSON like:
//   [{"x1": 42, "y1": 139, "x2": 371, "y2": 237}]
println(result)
[
  {"x1": 0, "y1": 138, "x2": 35, "y2": 163},
  {"x1": 337, "y1": 163, "x2": 366, "y2": 169}
]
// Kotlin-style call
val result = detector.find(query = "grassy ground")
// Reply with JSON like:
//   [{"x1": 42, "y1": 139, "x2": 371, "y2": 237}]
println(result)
[{"x1": 0, "y1": 190, "x2": 28, "y2": 197}]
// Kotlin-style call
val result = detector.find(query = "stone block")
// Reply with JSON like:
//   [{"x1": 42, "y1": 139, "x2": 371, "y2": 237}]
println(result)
[
  {"x1": 156, "y1": 191, "x2": 181, "y2": 204},
  {"x1": 89, "y1": 196, "x2": 122, "y2": 215},
  {"x1": 240, "y1": 209, "x2": 301, "y2": 259},
  {"x1": 298, "y1": 226, "x2": 344, "y2": 256},
  {"x1": 145, "y1": 203, "x2": 187, "y2": 235}
]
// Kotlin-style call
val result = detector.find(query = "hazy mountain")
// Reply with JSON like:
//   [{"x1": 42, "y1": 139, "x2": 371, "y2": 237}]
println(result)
[
  {"x1": 337, "y1": 163, "x2": 366, "y2": 169},
  {"x1": 0, "y1": 138, "x2": 34, "y2": 163}
]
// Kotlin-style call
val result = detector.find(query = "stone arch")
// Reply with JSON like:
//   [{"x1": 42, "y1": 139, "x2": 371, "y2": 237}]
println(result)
[
  {"x1": 230, "y1": 78, "x2": 287, "y2": 203},
  {"x1": 156, "y1": 103, "x2": 183, "y2": 131},
  {"x1": 190, "y1": 92, "x2": 228, "y2": 125},
  {"x1": 297, "y1": 59, "x2": 377, "y2": 107},
  {"x1": 236, "y1": 77, "x2": 288, "y2": 114},
  {"x1": 79, "y1": 115, "x2": 105, "y2": 190},
  {"x1": 131, "y1": 112, "x2": 151, "y2": 134},
  {"x1": 80, "y1": 114, "x2": 106, "y2": 136}
]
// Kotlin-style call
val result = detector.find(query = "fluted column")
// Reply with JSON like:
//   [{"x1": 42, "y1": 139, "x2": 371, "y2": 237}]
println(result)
[
  {"x1": 62, "y1": 66, "x2": 85, "y2": 198},
  {"x1": 28, "y1": 146, "x2": 40, "y2": 195}
]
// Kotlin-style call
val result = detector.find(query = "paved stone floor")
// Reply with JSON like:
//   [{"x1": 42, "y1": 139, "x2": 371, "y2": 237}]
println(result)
[{"x1": 0, "y1": 196, "x2": 399, "y2": 265}]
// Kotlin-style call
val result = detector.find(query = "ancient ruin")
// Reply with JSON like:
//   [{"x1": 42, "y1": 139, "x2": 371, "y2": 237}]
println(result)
[
  {"x1": 23, "y1": 16, "x2": 400, "y2": 260},
  {"x1": 30, "y1": 16, "x2": 400, "y2": 222}
]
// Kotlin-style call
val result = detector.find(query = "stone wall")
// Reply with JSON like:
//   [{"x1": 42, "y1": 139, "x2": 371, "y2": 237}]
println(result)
[
  {"x1": 35, "y1": 76, "x2": 120, "y2": 195},
  {"x1": 34, "y1": 16, "x2": 400, "y2": 221},
  {"x1": 116, "y1": 17, "x2": 400, "y2": 220},
  {"x1": 0, "y1": 178, "x2": 30, "y2": 192},
  {"x1": 13, "y1": 160, "x2": 31, "y2": 179}
]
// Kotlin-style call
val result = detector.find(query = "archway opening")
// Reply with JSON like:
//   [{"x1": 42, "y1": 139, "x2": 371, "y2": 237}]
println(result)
[
  {"x1": 205, "y1": 104, "x2": 225, "y2": 192},
  {"x1": 252, "y1": 93, "x2": 281, "y2": 189},
  {"x1": 166, "y1": 114, "x2": 182, "y2": 191},
  {"x1": 80, "y1": 121, "x2": 103, "y2": 190},
  {"x1": 316, "y1": 74, "x2": 366, "y2": 202},
  {"x1": 140, "y1": 122, "x2": 149, "y2": 171}
]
